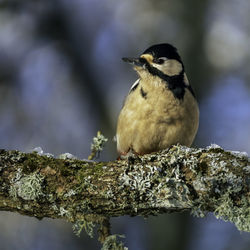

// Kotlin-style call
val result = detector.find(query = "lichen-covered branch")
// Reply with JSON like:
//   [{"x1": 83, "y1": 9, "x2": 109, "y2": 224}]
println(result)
[{"x1": 0, "y1": 145, "x2": 249, "y2": 238}]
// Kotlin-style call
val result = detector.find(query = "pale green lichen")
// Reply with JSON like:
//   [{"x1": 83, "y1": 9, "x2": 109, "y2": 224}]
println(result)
[
  {"x1": 214, "y1": 194, "x2": 250, "y2": 232},
  {"x1": 119, "y1": 144, "x2": 250, "y2": 232},
  {"x1": 206, "y1": 144, "x2": 222, "y2": 150},
  {"x1": 184, "y1": 144, "x2": 250, "y2": 232},
  {"x1": 9, "y1": 186, "x2": 18, "y2": 200},
  {"x1": 10, "y1": 168, "x2": 23, "y2": 183},
  {"x1": 91, "y1": 132, "x2": 108, "y2": 152},
  {"x1": 9, "y1": 172, "x2": 44, "y2": 200},
  {"x1": 64, "y1": 189, "x2": 77, "y2": 198},
  {"x1": 59, "y1": 207, "x2": 70, "y2": 217},
  {"x1": 119, "y1": 148, "x2": 194, "y2": 213},
  {"x1": 51, "y1": 204, "x2": 72, "y2": 219},
  {"x1": 243, "y1": 165, "x2": 250, "y2": 174},
  {"x1": 101, "y1": 235, "x2": 128, "y2": 250},
  {"x1": 229, "y1": 150, "x2": 248, "y2": 159},
  {"x1": 58, "y1": 153, "x2": 77, "y2": 160},
  {"x1": 31, "y1": 147, "x2": 54, "y2": 158},
  {"x1": 190, "y1": 205, "x2": 207, "y2": 218},
  {"x1": 5, "y1": 150, "x2": 26, "y2": 163},
  {"x1": 72, "y1": 219, "x2": 95, "y2": 238},
  {"x1": 88, "y1": 131, "x2": 108, "y2": 160},
  {"x1": 51, "y1": 204, "x2": 59, "y2": 212}
]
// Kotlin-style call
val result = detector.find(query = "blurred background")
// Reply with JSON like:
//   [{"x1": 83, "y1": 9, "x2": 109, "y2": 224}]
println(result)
[{"x1": 0, "y1": 0, "x2": 250, "y2": 249}]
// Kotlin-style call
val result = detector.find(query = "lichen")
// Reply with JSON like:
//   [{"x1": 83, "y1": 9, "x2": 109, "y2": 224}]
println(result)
[
  {"x1": 206, "y1": 144, "x2": 222, "y2": 150},
  {"x1": 32, "y1": 147, "x2": 44, "y2": 155},
  {"x1": 59, "y1": 207, "x2": 70, "y2": 217},
  {"x1": 9, "y1": 172, "x2": 44, "y2": 200},
  {"x1": 243, "y1": 165, "x2": 250, "y2": 174},
  {"x1": 88, "y1": 131, "x2": 108, "y2": 160},
  {"x1": 58, "y1": 153, "x2": 77, "y2": 160},
  {"x1": 190, "y1": 205, "x2": 207, "y2": 218},
  {"x1": 64, "y1": 189, "x2": 77, "y2": 198},
  {"x1": 214, "y1": 194, "x2": 250, "y2": 232},
  {"x1": 229, "y1": 150, "x2": 248, "y2": 159},
  {"x1": 101, "y1": 235, "x2": 127, "y2": 250},
  {"x1": 72, "y1": 219, "x2": 95, "y2": 238},
  {"x1": 180, "y1": 144, "x2": 250, "y2": 232},
  {"x1": 31, "y1": 147, "x2": 54, "y2": 158},
  {"x1": 119, "y1": 146, "x2": 194, "y2": 214}
]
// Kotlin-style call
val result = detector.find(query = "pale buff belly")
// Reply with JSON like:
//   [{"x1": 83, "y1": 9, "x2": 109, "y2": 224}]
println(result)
[{"x1": 116, "y1": 83, "x2": 199, "y2": 155}]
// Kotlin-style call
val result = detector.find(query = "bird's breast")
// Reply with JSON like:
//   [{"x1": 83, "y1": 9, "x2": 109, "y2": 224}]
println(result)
[
  {"x1": 116, "y1": 77, "x2": 199, "y2": 155},
  {"x1": 124, "y1": 78, "x2": 182, "y2": 121}
]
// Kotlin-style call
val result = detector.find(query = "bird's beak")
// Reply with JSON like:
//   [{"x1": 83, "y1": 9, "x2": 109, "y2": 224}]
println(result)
[{"x1": 122, "y1": 57, "x2": 146, "y2": 67}]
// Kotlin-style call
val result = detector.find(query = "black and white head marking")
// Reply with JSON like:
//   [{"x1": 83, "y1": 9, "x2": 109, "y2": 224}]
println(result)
[
  {"x1": 123, "y1": 43, "x2": 197, "y2": 100},
  {"x1": 140, "y1": 44, "x2": 196, "y2": 100}
]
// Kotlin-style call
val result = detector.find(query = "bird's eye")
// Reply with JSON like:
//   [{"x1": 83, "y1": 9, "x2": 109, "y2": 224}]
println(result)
[{"x1": 156, "y1": 57, "x2": 167, "y2": 64}]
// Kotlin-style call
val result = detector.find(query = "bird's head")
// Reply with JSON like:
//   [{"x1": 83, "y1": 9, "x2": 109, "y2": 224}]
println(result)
[{"x1": 122, "y1": 43, "x2": 184, "y2": 80}]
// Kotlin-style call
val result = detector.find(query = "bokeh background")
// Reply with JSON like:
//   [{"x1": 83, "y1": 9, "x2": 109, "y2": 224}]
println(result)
[{"x1": 0, "y1": 0, "x2": 250, "y2": 249}]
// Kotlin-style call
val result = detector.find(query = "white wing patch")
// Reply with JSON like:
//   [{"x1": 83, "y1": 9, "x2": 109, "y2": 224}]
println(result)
[{"x1": 130, "y1": 79, "x2": 140, "y2": 91}]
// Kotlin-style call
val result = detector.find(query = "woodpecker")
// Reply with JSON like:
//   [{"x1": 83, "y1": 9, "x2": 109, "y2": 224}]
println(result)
[{"x1": 116, "y1": 43, "x2": 199, "y2": 157}]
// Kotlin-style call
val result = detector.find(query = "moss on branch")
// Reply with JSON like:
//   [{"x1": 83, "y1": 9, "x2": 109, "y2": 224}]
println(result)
[{"x1": 0, "y1": 145, "x2": 249, "y2": 246}]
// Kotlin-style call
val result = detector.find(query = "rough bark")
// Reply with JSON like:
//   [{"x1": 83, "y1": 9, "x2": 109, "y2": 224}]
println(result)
[{"x1": 0, "y1": 145, "x2": 249, "y2": 241}]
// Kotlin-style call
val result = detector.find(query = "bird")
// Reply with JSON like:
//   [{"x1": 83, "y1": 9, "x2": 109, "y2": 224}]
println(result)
[{"x1": 116, "y1": 43, "x2": 199, "y2": 157}]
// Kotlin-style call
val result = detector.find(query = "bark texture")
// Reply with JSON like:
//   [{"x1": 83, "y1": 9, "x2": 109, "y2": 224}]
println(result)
[{"x1": 0, "y1": 145, "x2": 249, "y2": 237}]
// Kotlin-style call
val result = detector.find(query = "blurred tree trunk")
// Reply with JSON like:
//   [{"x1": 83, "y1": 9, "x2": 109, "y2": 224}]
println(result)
[{"x1": 180, "y1": 0, "x2": 211, "y2": 99}]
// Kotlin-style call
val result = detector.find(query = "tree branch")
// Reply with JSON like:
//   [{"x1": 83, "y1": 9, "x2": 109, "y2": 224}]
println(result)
[{"x1": 0, "y1": 145, "x2": 249, "y2": 245}]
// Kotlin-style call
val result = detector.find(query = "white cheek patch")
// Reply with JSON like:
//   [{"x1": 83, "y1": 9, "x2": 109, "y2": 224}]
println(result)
[{"x1": 153, "y1": 59, "x2": 183, "y2": 76}]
